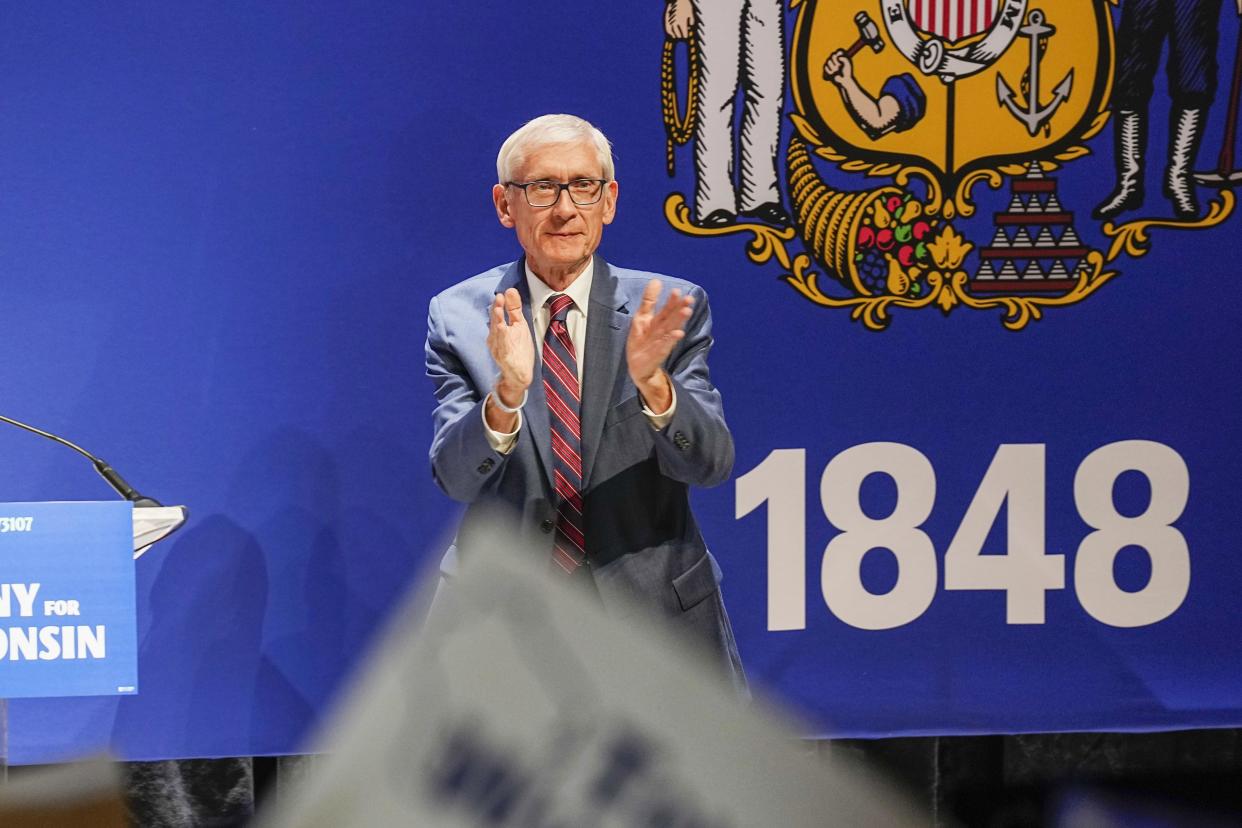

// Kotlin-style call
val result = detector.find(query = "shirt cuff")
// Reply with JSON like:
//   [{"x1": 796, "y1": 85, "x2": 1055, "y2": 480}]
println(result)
[
  {"x1": 641, "y1": 382, "x2": 677, "y2": 431},
  {"x1": 482, "y1": 393, "x2": 522, "y2": 454}
]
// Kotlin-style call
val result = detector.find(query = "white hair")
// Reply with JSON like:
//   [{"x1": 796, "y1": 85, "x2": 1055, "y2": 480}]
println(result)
[{"x1": 495, "y1": 114, "x2": 615, "y2": 184}]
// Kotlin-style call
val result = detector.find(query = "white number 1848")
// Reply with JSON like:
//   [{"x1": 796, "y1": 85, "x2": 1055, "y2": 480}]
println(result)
[{"x1": 735, "y1": 442, "x2": 1189, "y2": 631}]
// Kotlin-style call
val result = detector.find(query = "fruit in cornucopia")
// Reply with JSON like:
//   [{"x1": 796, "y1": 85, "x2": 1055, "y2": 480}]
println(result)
[
  {"x1": 886, "y1": 195, "x2": 903, "y2": 213},
  {"x1": 912, "y1": 220, "x2": 932, "y2": 241},
  {"x1": 885, "y1": 256, "x2": 911, "y2": 295},
  {"x1": 872, "y1": 201, "x2": 892, "y2": 229},
  {"x1": 894, "y1": 224, "x2": 913, "y2": 243},
  {"x1": 857, "y1": 226, "x2": 875, "y2": 247},
  {"x1": 876, "y1": 228, "x2": 894, "y2": 250},
  {"x1": 897, "y1": 244, "x2": 916, "y2": 267},
  {"x1": 899, "y1": 200, "x2": 922, "y2": 223}
]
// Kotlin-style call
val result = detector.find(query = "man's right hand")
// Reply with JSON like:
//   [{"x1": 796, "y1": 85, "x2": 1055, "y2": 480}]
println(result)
[
  {"x1": 486, "y1": 288, "x2": 533, "y2": 431},
  {"x1": 824, "y1": 49, "x2": 853, "y2": 86}
]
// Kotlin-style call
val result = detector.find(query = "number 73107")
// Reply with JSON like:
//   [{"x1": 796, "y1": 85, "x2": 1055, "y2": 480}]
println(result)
[{"x1": 736, "y1": 441, "x2": 1189, "y2": 631}]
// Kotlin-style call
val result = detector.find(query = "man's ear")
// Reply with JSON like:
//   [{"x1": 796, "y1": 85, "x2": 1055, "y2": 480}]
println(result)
[
  {"x1": 493, "y1": 184, "x2": 515, "y2": 228},
  {"x1": 602, "y1": 180, "x2": 619, "y2": 225}
]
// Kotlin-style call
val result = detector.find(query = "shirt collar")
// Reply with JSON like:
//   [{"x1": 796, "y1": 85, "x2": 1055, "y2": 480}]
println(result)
[{"x1": 525, "y1": 258, "x2": 593, "y2": 318}]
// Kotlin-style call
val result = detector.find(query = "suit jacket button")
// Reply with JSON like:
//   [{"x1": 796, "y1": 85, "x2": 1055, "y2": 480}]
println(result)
[
  {"x1": 540, "y1": 519, "x2": 554, "y2": 533},
  {"x1": 477, "y1": 459, "x2": 494, "y2": 473}
]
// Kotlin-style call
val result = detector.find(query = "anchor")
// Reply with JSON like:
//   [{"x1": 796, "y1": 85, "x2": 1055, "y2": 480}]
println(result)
[{"x1": 996, "y1": 10, "x2": 1073, "y2": 137}]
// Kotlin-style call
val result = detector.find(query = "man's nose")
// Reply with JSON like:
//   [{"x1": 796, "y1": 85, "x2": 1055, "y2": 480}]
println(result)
[{"x1": 551, "y1": 187, "x2": 578, "y2": 218}]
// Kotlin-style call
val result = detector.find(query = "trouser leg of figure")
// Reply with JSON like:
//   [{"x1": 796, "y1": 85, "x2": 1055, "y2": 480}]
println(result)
[
  {"x1": 736, "y1": 0, "x2": 788, "y2": 225},
  {"x1": 1112, "y1": 0, "x2": 1165, "y2": 109},
  {"x1": 691, "y1": 0, "x2": 744, "y2": 226},
  {"x1": 1093, "y1": 109, "x2": 1148, "y2": 219},
  {"x1": 1096, "y1": 0, "x2": 1163, "y2": 219}
]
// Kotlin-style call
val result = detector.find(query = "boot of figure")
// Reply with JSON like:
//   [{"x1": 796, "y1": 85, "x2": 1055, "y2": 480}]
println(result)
[
  {"x1": 1093, "y1": 109, "x2": 1146, "y2": 220},
  {"x1": 1164, "y1": 107, "x2": 1206, "y2": 220}
]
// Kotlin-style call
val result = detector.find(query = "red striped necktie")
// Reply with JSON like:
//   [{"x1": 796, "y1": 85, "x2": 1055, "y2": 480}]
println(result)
[{"x1": 543, "y1": 293, "x2": 586, "y2": 573}]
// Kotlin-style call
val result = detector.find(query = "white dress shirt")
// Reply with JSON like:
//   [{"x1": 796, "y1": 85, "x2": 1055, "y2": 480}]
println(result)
[{"x1": 483, "y1": 260, "x2": 676, "y2": 454}]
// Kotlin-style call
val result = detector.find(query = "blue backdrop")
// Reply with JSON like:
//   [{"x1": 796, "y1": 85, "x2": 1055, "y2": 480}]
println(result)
[{"x1": 0, "y1": 2, "x2": 1238, "y2": 763}]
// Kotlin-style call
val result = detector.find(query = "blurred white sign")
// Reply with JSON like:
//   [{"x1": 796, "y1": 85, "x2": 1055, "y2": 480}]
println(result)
[{"x1": 262, "y1": 533, "x2": 928, "y2": 827}]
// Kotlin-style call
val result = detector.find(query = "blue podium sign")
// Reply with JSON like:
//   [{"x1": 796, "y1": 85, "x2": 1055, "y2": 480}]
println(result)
[{"x1": 0, "y1": 502, "x2": 136, "y2": 699}]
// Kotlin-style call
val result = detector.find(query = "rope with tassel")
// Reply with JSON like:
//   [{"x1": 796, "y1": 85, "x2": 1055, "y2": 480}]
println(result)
[{"x1": 660, "y1": 34, "x2": 699, "y2": 177}]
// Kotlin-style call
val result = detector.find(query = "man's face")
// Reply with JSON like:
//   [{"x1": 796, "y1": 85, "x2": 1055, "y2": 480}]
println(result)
[{"x1": 493, "y1": 140, "x2": 618, "y2": 285}]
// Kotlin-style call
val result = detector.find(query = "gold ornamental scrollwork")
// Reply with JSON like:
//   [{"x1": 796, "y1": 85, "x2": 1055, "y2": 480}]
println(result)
[{"x1": 1102, "y1": 192, "x2": 1237, "y2": 261}]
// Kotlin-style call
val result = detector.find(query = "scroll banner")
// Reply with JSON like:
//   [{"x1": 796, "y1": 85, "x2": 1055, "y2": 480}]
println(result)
[
  {"x1": 0, "y1": 502, "x2": 136, "y2": 699},
  {"x1": 0, "y1": 2, "x2": 1238, "y2": 763}
]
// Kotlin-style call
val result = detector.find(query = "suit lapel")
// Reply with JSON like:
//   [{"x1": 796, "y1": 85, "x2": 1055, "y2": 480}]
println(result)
[
  {"x1": 580, "y1": 256, "x2": 630, "y2": 488},
  {"x1": 491, "y1": 260, "x2": 557, "y2": 488}
]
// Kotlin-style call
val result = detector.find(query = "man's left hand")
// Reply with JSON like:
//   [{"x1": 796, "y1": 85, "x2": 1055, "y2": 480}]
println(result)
[
  {"x1": 626, "y1": 279, "x2": 693, "y2": 414},
  {"x1": 664, "y1": 0, "x2": 694, "y2": 39}
]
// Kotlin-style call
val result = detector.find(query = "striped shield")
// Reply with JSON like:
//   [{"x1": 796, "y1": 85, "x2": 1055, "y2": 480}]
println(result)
[{"x1": 908, "y1": 0, "x2": 999, "y2": 42}]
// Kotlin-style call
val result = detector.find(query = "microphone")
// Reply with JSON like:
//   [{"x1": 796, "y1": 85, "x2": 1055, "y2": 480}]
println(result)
[
  {"x1": 0, "y1": 414, "x2": 163, "y2": 506},
  {"x1": 0, "y1": 413, "x2": 189, "y2": 557}
]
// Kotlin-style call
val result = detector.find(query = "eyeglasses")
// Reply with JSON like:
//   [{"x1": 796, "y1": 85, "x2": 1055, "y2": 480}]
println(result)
[{"x1": 505, "y1": 178, "x2": 607, "y2": 207}]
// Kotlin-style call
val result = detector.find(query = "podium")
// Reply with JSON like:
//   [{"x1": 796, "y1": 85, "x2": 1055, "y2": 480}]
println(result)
[
  {"x1": 0, "y1": 502, "x2": 186, "y2": 777},
  {"x1": 132, "y1": 505, "x2": 187, "y2": 559}
]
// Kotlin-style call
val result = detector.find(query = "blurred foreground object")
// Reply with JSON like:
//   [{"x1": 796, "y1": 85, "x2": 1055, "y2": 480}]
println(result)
[
  {"x1": 1055, "y1": 786, "x2": 1242, "y2": 828},
  {"x1": 0, "y1": 757, "x2": 125, "y2": 827},
  {"x1": 260, "y1": 525, "x2": 929, "y2": 827}
]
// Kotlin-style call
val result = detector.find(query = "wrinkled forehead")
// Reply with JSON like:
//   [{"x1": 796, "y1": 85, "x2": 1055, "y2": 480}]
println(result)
[{"x1": 513, "y1": 139, "x2": 607, "y2": 181}]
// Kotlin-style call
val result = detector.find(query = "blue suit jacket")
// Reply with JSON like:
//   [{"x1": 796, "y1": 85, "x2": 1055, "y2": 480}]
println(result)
[{"x1": 426, "y1": 256, "x2": 746, "y2": 692}]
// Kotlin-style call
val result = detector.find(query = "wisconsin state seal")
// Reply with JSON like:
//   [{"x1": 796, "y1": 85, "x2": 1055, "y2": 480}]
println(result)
[{"x1": 660, "y1": 0, "x2": 1240, "y2": 330}]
